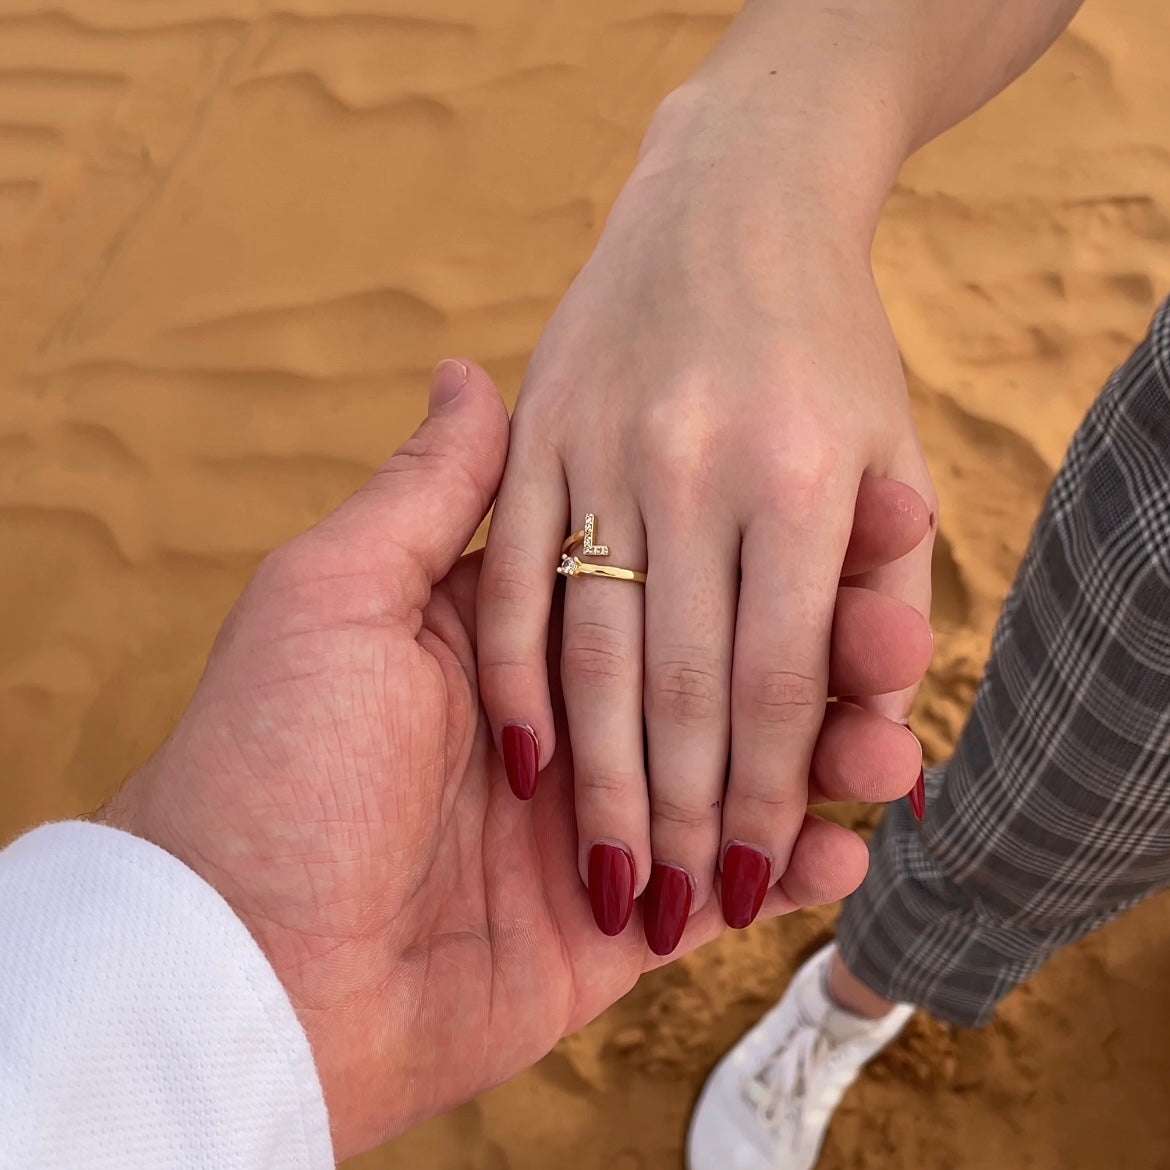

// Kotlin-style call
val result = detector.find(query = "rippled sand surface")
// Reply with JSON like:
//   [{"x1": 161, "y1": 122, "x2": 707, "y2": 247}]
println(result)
[{"x1": 3, "y1": 2, "x2": 1170, "y2": 1167}]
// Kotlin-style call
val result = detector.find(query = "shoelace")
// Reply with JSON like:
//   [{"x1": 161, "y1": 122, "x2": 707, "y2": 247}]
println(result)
[{"x1": 742, "y1": 1012, "x2": 829, "y2": 1135}]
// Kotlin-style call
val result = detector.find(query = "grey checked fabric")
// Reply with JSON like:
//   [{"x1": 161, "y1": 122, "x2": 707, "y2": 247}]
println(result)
[{"x1": 838, "y1": 295, "x2": 1170, "y2": 1027}]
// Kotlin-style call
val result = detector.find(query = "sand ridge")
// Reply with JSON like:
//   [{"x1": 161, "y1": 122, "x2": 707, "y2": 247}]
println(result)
[{"x1": 2, "y1": 1, "x2": 1170, "y2": 1166}]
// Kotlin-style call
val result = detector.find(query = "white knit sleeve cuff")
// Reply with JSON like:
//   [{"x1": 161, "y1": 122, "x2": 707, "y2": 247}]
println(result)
[{"x1": 0, "y1": 820, "x2": 334, "y2": 1170}]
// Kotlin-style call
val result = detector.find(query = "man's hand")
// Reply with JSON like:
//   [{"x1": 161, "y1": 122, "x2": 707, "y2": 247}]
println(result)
[{"x1": 101, "y1": 361, "x2": 930, "y2": 1160}]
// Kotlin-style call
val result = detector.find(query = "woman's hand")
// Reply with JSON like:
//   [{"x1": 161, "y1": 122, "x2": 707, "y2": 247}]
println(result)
[
  {"x1": 101, "y1": 363, "x2": 929, "y2": 1159},
  {"x1": 478, "y1": 92, "x2": 936, "y2": 938}
]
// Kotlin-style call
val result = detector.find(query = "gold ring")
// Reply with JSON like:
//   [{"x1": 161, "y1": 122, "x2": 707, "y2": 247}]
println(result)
[{"x1": 557, "y1": 512, "x2": 646, "y2": 585}]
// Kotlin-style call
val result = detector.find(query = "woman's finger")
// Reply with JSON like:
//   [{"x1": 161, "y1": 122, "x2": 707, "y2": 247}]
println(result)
[
  {"x1": 662, "y1": 813, "x2": 869, "y2": 960},
  {"x1": 719, "y1": 480, "x2": 855, "y2": 930},
  {"x1": 640, "y1": 500, "x2": 739, "y2": 955},
  {"x1": 559, "y1": 503, "x2": 650, "y2": 937},
  {"x1": 477, "y1": 423, "x2": 568, "y2": 800}
]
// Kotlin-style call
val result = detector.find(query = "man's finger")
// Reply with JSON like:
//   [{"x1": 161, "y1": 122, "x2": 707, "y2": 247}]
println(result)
[
  {"x1": 850, "y1": 450, "x2": 937, "y2": 723},
  {"x1": 313, "y1": 359, "x2": 509, "y2": 610},
  {"x1": 842, "y1": 476, "x2": 931, "y2": 578}
]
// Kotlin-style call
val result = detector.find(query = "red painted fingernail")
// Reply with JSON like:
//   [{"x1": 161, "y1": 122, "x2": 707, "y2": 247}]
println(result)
[
  {"x1": 721, "y1": 843, "x2": 771, "y2": 929},
  {"x1": 588, "y1": 843, "x2": 635, "y2": 936},
  {"x1": 502, "y1": 723, "x2": 539, "y2": 800},
  {"x1": 900, "y1": 721, "x2": 926, "y2": 821},
  {"x1": 909, "y1": 767, "x2": 926, "y2": 821},
  {"x1": 643, "y1": 863, "x2": 693, "y2": 956}
]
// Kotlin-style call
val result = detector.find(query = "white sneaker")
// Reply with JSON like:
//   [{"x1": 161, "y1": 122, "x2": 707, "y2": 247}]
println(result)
[{"x1": 687, "y1": 943, "x2": 914, "y2": 1170}]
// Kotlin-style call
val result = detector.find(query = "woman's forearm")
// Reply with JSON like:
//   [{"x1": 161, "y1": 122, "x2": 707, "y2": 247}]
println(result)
[
  {"x1": 701, "y1": 0, "x2": 1085, "y2": 151},
  {"x1": 635, "y1": 0, "x2": 1084, "y2": 244}
]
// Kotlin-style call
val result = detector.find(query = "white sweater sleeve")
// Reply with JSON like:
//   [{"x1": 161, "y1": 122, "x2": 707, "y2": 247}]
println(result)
[{"x1": 0, "y1": 821, "x2": 334, "y2": 1170}]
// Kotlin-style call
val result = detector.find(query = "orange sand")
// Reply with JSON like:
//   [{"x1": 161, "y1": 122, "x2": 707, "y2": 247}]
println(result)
[{"x1": 3, "y1": 1, "x2": 1170, "y2": 1167}]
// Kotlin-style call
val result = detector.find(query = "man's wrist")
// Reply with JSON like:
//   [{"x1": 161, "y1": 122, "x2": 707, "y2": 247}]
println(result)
[{"x1": 96, "y1": 780, "x2": 395, "y2": 1160}]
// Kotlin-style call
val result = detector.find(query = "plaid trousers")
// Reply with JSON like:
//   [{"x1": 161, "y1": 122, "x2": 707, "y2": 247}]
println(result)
[{"x1": 838, "y1": 296, "x2": 1170, "y2": 1027}]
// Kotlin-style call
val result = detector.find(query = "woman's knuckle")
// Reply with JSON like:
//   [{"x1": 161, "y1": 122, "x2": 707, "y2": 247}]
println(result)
[
  {"x1": 483, "y1": 542, "x2": 544, "y2": 607},
  {"x1": 579, "y1": 768, "x2": 641, "y2": 799},
  {"x1": 651, "y1": 791, "x2": 712, "y2": 831},
  {"x1": 647, "y1": 658, "x2": 722, "y2": 725},
  {"x1": 563, "y1": 621, "x2": 634, "y2": 688},
  {"x1": 738, "y1": 668, "x2": 821, "y2": 727},
  {"x1": 759, "y1": 433, "x2": 839, "y2": 505},
  {"x1": 735, "y1": 788, "x2": 803, "y2": 826},
  {"x1": 639, "y1": 395, "x2": 716, "y2": 485},
  {"x1": 512, "y1": 398, "x2": 565, "y2": 460}
]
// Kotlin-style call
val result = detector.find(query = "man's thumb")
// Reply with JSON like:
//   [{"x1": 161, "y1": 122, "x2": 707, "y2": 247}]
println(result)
[{"x1": 318, "y1": 359, "x2": 509, "y2": 598}]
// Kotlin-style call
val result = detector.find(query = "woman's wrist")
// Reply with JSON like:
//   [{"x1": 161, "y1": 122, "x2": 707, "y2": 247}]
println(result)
[{"x1": 627, "y1": 78, "x2": 908, "y2": 256}]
